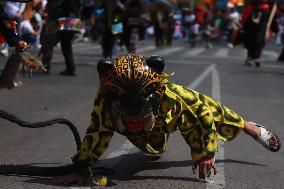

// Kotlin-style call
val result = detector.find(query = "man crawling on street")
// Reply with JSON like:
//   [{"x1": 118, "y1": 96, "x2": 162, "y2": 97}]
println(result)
[{"x1": 56, "y1": 54, "x2": 281, "y2": 185}]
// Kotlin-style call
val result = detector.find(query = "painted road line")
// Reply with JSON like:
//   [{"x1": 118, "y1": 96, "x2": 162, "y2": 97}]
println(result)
[
  {"x1": 96, "y1": 139, "x2": 136, "y2": 168},
  {"x1": 188, "y1": 64, "x2": 215, "y2": 89},
  {"x1": 208, "y1": 66, "x2": 225, "y2": 189},
  {"x1": 214, "y1": 48, "x2": 229, "y2": 58},
  {"x1": 137, "y1": 45, "x2": 156, "y2": 53},
  {"x1": 156, "y1": 47, "x2": 183, "y2": 56},
  {"x1": 183, "y1": 47, "x2": 205, "y2": 57},
  {"x1": 263, "y1": 50, "x2": 279, "y2": 59},
  {"x1": 74, "y1": 45, "x2": 101, "y2": 52},
  {"x1": 188, "y1": 64, "x2": 225, "y2": 189}
]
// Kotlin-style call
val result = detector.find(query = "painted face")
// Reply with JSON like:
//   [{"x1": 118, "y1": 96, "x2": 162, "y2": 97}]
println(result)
[{"x1": 97, "y1": 54, "x2": 166, "y2": 136}]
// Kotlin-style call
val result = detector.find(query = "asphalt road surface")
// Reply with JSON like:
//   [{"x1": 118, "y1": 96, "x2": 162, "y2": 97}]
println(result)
[{"x1": 0, "y1": 39, "x2": 284, "y2": 189}]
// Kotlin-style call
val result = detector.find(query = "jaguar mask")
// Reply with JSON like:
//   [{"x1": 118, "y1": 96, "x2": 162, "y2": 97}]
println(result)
[{"x1": 97, "y1": 54, "x2": 167, "y2": 136}]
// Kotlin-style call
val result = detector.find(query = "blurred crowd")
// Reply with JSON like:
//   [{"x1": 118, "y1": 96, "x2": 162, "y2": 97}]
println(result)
[{"x1": 1, "y1": 0, "x2": 284, "y2": 75}]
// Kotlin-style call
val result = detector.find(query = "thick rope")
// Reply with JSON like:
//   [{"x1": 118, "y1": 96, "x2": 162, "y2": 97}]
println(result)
[
  {"x1": 0, "y1": 109, "x2": 83, "y2": 176},
  {"x1": 0, "y1": 109, "x2": 81, "y2": 151}
]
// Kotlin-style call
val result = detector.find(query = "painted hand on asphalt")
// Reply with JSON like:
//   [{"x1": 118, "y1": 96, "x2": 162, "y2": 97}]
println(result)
[{"x1": 193, "y1": 154, "x2": 217, "y2": 179}]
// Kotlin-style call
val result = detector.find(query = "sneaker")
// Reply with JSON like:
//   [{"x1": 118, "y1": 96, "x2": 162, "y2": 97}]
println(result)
[
  {"x1": 83, "y1": 37, "x2": 90, "y2": 42},
  {"x1": 0, "y1": 48, "x2": 9, "y2": 57},
  {"x1": 227, "y1": 43, "x2": 234, "y2": 48},
  {"x1": 59, "y1": 70, "x2": 76, "y2": 76}
]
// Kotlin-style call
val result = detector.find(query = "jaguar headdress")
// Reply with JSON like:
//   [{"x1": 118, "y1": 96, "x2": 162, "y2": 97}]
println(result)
[{"x1": 97, "y1": 54, "x2": 167, "y2": 121}]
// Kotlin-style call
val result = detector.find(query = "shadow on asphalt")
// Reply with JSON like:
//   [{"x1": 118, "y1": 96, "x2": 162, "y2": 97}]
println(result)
[{"x1": 15, "y1": 152, "x2": 266, "y2": 187}]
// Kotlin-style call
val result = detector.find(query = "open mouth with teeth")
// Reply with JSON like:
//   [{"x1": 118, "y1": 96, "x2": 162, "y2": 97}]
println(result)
[
  {"x1": 110, "y1": 112, "x2": 156, "y2": 136},
  {"x1": 107, "y1": 91, "x2": 160, "y2": 136},
  {"x1": 123, "y1": 119, "x2": 147, "y2": 132}
]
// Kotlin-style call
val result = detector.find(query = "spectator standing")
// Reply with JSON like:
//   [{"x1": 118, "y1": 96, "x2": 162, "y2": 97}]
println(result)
[
  {"x1": 164, "y1": 12, "x2": 175, "y2": 46},
  {"x1": 19, "y1": 16, "x2": 41, "y2": 46},
  {"x1": 194, "y1": 4, "x2": 209, "y2": 29},
  {"x1": 80, "y1": 0, "x2": 96, "y2": 42},
  {"x1": 183, "y1": 8, "x2": 195, "y2": 43},
  {"x1": 0, "y1": 0, "x2": 36, "y2": 89},
  {"x1": 276, "y1": 2, "x2": 284, "y2": 62},
  {"x1": 122, "y1": 0, "x2": 148, "y2": 53},
  {"x1": 1, "y1": 1, "x2": 25, "y2": 56},
  {"x1": 226, "y1": 2, "x2": 240, "y2": 48},
  {"x1": 32, "y1": 1, "x2": 43, "y2": 49},
  {"x1": 99, "y1": 0, "x2": 124, "y2": 57},
  {"x1": 203, "y1": 19, "x2": 215, "y2": 48},
  {"x1": 3, "y1": 1, "x2": 26, "y2": 19},
  {"x1": 151, "y1": 0, "x2": 171, "y2": 48},
  {"x1": 190, "y1": 20, "x2": 200, "y2": 47},
  {"x1": 242, "y1": 0, "x2": 271, "y2": 67},
  {"x1": 40, "y1": 0, "x2": 81, "y2": 75}
]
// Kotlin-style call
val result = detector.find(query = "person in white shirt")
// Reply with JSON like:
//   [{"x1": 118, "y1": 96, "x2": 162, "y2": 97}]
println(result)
[
  {"x1": 19, "y1": 17, "x2": 41, "y2": 46},
  {"x1": 3, "y1": 1, "x2": 25, "y2": 19},
  {"x1": 226, "y1": 3, "x2": 240, "y2": 48},
  {"x1": 183, "y1": 9, "x2": 195, "y2": 43},
  {"x1": 190, "y1": 21, "x2": 200, "y2": 47}
]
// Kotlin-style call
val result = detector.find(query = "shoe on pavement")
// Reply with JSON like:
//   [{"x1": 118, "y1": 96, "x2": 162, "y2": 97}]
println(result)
[
  {"x1": 0, "y1": 48, "x2": 9, "y2": 57},
  {"x1": 59, "y1": 70, "x2": 76, "y2": 76},
  {"x1": 227, "y1": 43, "x2": 234, "y2": 48}
]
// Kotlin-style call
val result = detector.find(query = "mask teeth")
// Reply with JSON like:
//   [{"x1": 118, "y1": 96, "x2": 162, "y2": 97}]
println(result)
[{"x1": 110, "y1": 101, "x2": 153, "y2": 121}]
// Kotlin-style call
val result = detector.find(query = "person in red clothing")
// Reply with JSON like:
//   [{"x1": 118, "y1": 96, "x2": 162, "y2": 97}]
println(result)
[
  {"x1": 242, "y1": 0, "x2": 271, "y2": 67},
  {"x1": 194, "y1": 4, "x2": 210, "y2": 28}
]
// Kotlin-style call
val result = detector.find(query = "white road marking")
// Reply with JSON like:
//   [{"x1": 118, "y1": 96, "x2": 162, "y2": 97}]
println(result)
[
  {"x1": 212, "y1": 66, "x2": 221, "y2": 102},
  {"x1": 188, "y1": 64, "x2": 215, "y2": 89},
  {"x1": 183, "y1": 47, "x2": 205, "y2": 56},
  {"x1": 73, "y1": 44, "x2": 101, "y2": 52},
  {"x1": 208, "y1": 66, "x2": 225, "y2": 189},
  {"x1": 156, "y1": 47, "x2": 183, "y2": 56},
  {"x1": 136, "y1": 45, "x2": 156, "y2": 53},
  {"x1": 188, "y1": 64, "x2": 225, "y2": 189},
  {"x1": 262, "y1": 50, "x2": 279, "y2": 59},
  {"x1": 106, "y1": 140, "x2": 135, "y2": 160},
  {"x1": 96, "y1": 139, "x2": 136, "y2": 168},
  {"x1": 214, "y1": 48, "x2": 229, "y2": 58}
]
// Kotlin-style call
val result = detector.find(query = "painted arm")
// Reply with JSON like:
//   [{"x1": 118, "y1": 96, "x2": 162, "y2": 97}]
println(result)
[
  {"x1": 178, "y1": 91, "x2": 218, "y2": 161},
  {"x1": 72, "y1": 93, "x2": 114, "y2": 172},
  {"x1": 165, "y1": 83, "x2": 218, "y2": 161}
]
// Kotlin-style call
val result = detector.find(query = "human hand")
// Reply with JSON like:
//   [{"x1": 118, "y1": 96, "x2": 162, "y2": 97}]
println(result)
[
  {"x1": 55, "y1": 174, "x2": 88, "y2": 186},
  {"x1": 16, "y1": 40, "x2": 30, "y2": 52},
  {"x1": 192, "y1": 153, "x2": 217, "y2": 180}
]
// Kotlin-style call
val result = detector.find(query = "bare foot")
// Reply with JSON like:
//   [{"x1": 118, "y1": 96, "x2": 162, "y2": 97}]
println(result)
[{"x1": 244, "y1": 121, "x2": 280, "y2": 152}]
